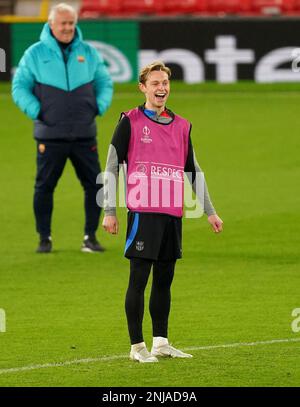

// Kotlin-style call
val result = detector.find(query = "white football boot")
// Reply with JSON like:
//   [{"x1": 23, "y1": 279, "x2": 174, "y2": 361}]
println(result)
[
  {"x1": 151, "y1": 344, "x2": 193, "y2": 358},
  {"x1": 130, "y1": 344, "x2": 158, "y2": 363}
]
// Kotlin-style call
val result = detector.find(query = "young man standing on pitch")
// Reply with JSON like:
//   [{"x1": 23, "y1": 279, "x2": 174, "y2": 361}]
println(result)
[{"x1": 102, "y1": 61, "x2": 223, "y2": 363}]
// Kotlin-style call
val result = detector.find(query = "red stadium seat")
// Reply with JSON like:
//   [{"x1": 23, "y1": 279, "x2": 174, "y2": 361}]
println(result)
[
  {"x1": 207, "y1": 0, "x2": 252, "y2": 14},
  {"x1": 284, "y1": 0, "x2": 300, "y2": 13},
  {"x1": 250, "y1": 0, "x2": 284, "y2": 15},
  {"x1": 79, "y1": 0, "x2": 122, "y2": 17},
  {"x1": 282, "y1": 0, "x2": 297, "y2": 10},
  {"x1": 157, "y1": 0, "x2": 208, "y2": 15},
  {"x1": 195, "y1": 0, "x2": 209, "y2": 12},
  {"x1": 120, "y1": 0, "x2": 162, "y2": 15}
]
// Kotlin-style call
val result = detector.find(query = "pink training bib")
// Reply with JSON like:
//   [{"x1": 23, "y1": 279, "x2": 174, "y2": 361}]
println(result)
[{"x1": 124, "y1": 108, "x2": 190, "y2": 217}]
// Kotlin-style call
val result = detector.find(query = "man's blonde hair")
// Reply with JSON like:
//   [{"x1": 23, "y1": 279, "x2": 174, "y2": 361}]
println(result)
[
  {"x1": 139, "y1": 61, "x2": 171, "y2": 84},
  {"x1": 48, "y1": 3, "x2": 78, "y2": 23}
]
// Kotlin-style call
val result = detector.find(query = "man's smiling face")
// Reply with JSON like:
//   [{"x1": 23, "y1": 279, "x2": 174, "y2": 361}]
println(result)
[{"x1": 139, "y1": 70, "x2": 170, "y2": 112}]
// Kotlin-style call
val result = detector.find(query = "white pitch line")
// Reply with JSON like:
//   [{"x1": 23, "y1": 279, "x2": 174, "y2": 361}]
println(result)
[
  {"x1": 0, "y1": 354, "x2": 128, "y2": 375},
  {"x1": 184, "y1": 337, "x2": 300, "y2": 351},
  {"x1": 0, "y1": 337, "x2": 299, "y2": 375}
]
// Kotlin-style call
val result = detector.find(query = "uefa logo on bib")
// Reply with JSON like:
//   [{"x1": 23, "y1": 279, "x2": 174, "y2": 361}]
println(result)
[
  {"x1": 143, "y1": 126, "x2": 150, "y2": 136},
  {"x1": 141, "y1": 126, "x2": 152, "y2": 144}
]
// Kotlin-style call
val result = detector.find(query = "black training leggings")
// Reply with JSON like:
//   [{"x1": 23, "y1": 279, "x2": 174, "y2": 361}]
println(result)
[{"x1": 125, "y1": 257, "x2": 175, "y2": 345}]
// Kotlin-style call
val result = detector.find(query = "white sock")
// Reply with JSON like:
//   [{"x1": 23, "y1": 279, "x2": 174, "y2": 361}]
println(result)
[
  {"x1": 153, "y1": 336, "x2": 169, "y2": 348},
  {"x1": 131, "y1": 342, "x2": 146, "y2": 352}
]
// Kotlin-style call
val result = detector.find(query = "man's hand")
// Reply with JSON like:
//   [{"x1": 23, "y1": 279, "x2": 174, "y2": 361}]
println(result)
[
  {"x1": 208, "y1": 214, "x2": 223, "y2": 233},
  {"x1": 102, "y1": 215, "x2": 119, "y2": 235}
]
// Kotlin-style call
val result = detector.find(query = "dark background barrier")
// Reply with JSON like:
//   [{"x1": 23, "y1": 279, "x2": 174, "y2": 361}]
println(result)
[
  {"x1": 140, "y1": 18, "x2": 300, "y2": 83},
  {"x1": 0, "y1": 23, "x2": 11, "y2": 81},
  {"x1": 3, "y1": 18, "x2": 300, "y2": 83}
]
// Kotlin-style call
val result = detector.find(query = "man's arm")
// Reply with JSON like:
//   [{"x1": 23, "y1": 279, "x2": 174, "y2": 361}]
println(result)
[
  {"x1": 184, "y1": 130, "x2": 223, "y2": 233},
  {"x1": 91, "y1": 48, "x2": 113, "y2": 116},
  {"x1": 102, "y1": 116, "x2": 131, "y2": 234},
  {"x1": 12, "y1": 49, "x2": 41, "y2": 120}
]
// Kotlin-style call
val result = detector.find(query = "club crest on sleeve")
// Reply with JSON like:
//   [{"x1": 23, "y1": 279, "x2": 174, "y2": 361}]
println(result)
[
  {"x1": 136, "y1": 241, "x2": 144, "y2": 251},
  {"x1": 38, "y1": 144, "x2": 46, "y2": 153}
]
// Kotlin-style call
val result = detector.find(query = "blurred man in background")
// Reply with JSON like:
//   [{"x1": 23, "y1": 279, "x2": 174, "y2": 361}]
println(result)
[{"x1": 12, "y1": 3, "x2": 113, "y2": 253}]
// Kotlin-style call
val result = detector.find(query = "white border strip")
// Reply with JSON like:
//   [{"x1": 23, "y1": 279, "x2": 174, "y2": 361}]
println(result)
[{"x1": 0, "y1": 337, "x2": 299, "y2": 375}]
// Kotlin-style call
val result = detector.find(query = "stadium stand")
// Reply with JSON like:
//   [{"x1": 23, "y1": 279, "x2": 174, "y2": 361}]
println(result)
[
  {"x1": 0, "y1": 0, "x2": 50, "y2": 21},
  {"x1": 206, "y1": 0, "x2": 252, "y2": 14},
  {"x1": 79, "y1": 0, "x2": 122, "y2": 17},
  {"x1": 251, "y1": 0, "x2": 286, "y2": 15},
  {"x1": 157, "y1": 0, "x2": 207, "y2": 15},
  {"x1": 0, "y1": 0, "x2": 15, "y2": 15},
  {"x1": 253, "y1": 0, "x2": 300, "y2": 15},
  {"x1": 121, "y1": 0, "x2": 163, "y2": 15},
  {"x1": 281, "y1": 0, "x2": 300, "y2": 14},
  {"x1": 78, "y1": 0, "x2": 300, "y2": 17},
  {"x1": 2, "y1": 0, "x2": 300, "y2": 18}
]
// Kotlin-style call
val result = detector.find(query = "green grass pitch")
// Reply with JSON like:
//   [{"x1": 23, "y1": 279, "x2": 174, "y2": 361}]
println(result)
[{"x1": 0, "y1": 82, "x2": 299, "y2": 386}]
